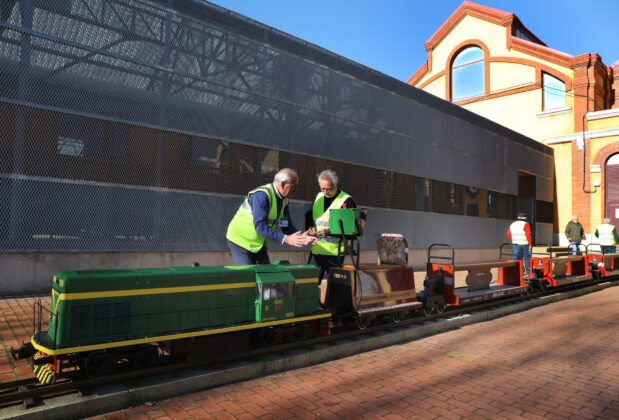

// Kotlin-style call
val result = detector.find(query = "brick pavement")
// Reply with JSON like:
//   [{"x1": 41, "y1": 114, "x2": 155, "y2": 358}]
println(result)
[
  {"x1": 0, "y1": 295, "x2": 48, "y2": 383},
  {"x1": 81, "y1": 286, "x2": 618, "y2": 420}
]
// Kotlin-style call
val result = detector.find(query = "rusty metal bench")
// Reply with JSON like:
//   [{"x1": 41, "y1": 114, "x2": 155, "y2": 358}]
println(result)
[{"x1": 453, "y1": 261, "x2": 520, "y2": 292}]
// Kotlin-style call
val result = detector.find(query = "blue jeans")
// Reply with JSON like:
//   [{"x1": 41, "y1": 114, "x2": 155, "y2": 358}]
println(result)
[
  {"x1": 227, "y1": 240, "x2": 270, "y2": 265},
  {"x1": 569, "y1": 242, "x2": 579, "y2": 255},
  {"x1": 601, "y1": 245, "x2": 616, "y2": 255},
  {"x1": 512, "y1": 244, "x2": 530, "y2": 275}
]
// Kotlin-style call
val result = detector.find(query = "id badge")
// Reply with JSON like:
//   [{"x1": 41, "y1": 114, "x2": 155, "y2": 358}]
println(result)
[{"x1": 278, "y1": 217, "x2": 289, "y2": 228}]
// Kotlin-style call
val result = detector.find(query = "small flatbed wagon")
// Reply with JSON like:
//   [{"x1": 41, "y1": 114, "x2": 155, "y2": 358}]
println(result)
[
  {"x1": 530, "y1": 250, "x2": 592, "y2": 288},
  {"x1": 420, "y1": 244, "x2": 527, "y2": 312}
]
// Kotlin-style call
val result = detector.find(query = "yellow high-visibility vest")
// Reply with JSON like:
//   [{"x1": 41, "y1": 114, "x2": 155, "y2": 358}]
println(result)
[
  {"x1": 226, "y1": 184, "x2": 286, "y2": 253},
  {"x1": 597, "y1": 223, "x2": 617, "y2": 246},
  {"x1": 311, "y1": 190, "x2": 351, "y2": 256}
]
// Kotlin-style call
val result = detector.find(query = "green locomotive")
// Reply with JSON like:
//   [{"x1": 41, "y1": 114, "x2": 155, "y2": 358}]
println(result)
[{"x1": 13, "y1": 261, "x2": 329, "y2": 383}]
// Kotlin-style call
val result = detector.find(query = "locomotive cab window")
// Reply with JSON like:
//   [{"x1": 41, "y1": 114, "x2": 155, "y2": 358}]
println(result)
[{"x1": 262, "y1": 283, "x2": 294, "y2": 300}]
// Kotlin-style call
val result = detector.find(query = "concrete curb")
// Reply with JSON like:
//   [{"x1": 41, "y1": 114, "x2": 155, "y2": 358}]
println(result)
[{"x1": 1, "y1": 281, "x2": 615, "y2": 420}]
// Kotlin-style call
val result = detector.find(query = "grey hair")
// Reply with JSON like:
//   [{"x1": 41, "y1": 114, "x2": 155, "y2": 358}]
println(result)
[
  {"x1": 603, "y1": 218, "x2": 611, "y2": 223},
  {"x1": 572, "y1": 215, "x2": 578, "y2": 220},
  {"x1": 274, "y1": 168, "x2": 298, "y2": 185},
  {"x1": 317, "y1": 169, "x2": 338, "y2": 185}
]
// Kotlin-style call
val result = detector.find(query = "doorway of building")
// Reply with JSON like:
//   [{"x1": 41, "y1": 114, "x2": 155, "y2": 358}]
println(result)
[
  {"x1": 518, "y1": 172, "x2": 536, "y2": 243},
  {"x1": 606, "y1": 153, "x2": 619, "y2": 227}
]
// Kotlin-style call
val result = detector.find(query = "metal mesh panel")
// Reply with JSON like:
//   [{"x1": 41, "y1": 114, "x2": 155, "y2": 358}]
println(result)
[{"x1": 0, "y1": 0, "x2": 549, "y2": 252}]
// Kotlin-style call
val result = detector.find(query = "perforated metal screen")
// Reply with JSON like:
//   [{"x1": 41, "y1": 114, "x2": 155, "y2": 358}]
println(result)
[{"x1": 0, "y1": 0, "x2": 552, "y2": 252}]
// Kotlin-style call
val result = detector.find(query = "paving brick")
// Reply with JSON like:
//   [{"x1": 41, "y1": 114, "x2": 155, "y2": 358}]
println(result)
[{"x1": 3, "y1": 288, "x2": 618, "y2": 419}]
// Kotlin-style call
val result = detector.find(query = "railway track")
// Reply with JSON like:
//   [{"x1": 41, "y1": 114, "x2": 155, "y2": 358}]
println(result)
[{"x1": 1, "y1": 276, "x2": 616, "y2": 411}]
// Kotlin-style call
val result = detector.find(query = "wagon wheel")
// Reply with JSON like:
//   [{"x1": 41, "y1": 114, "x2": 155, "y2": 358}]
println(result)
[
  {"x1": 355, "y1": 316, "x2": 369, "y2": 330},
  {"x1": 391, "y1": 311, "x2": 403, "y2": 323}
]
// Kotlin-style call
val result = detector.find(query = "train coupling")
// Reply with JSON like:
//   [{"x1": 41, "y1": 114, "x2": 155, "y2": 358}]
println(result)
[{"x1": 10, "y1": 341, "x2": 36, "y2": 361}]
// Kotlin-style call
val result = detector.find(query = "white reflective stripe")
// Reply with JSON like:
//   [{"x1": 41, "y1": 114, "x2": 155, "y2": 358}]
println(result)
[
  {"x1": 510, "y1": 221, "x2": 528, "y2": 245},
  {"x1": 319, "y1": 237, "x2": 339, "y2": 243},
  {"x1": 241, "y1": 199, "x2": 252, "y2": 213},
  {"x1": 314, "y1": 193, "x2": 350, "y2": 226},
  {"x1": 242, "y1": 186, "x2": 273, "y2": 215}
]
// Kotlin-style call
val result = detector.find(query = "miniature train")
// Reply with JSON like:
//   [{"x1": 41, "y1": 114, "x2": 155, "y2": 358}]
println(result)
[{"x1": 11, "y1": 209, "x2": 619, "y2": 384}]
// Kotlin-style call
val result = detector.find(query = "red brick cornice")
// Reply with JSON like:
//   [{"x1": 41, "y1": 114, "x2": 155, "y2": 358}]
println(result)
[
  {"x1": 488, "y1": 56, "x2": 573, "y2": 91},
  {"x1": 424, "y1": 2, "x2": 514, "y2": 53},
  {"x1": 407, "y1": 61, "x2": 428, "y2": 86},
  {"x1": 593, "y1": 142, "x2": 619, "y2": 166},
  {"x1": 417, "y1": 70, "x2": 445, "y2": 90},
  {"x1": 510, "y1": 37, "x2": 573, "y2": 68}
]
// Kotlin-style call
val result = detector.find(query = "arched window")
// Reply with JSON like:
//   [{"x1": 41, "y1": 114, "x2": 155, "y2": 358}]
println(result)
[
  {"x1": 606, "y1": 153, "x2": 619, "y2": 227},
  {"x1": 451, "y1": 46, "x2": 484, "y2": 100},
  {"x1": 542, "y1": 73, "x2": 565, "y2": 110},
  {"x1": 608, "y1": 153, "x2": 619, "y2": 166}
]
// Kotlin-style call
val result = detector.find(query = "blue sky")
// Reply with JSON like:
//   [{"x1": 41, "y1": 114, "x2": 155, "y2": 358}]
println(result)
[{"x1": 208, "y1": 0, "x2": 619, "y2": 82}]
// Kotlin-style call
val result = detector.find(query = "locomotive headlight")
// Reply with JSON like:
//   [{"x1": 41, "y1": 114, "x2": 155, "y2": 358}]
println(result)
[{"x1": 264, "y1": 288, "x2": 271, "y2": 300}]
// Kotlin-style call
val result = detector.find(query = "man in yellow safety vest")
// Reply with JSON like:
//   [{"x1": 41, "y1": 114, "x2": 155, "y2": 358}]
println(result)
[
  {"x1": 595, "y1": 218, "x2": 618, "y2": 255},
  {"x1": 226, "y1": 168, "x2": 315, "y2": 265},
  {"x1": 306, "y1": 169, "x2": 356, "y2": 282}
]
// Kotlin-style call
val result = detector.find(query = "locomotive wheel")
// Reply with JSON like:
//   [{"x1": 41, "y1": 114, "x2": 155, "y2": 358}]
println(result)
[
  {"x1": 133, "y1": 345, "x2": 159, "y2": 369},
  {"x1": 257, "y1": 327, "x2": 274, "y2": 346},
  {"x1": 423, "y1": 305, "x2": 433, "y2": 316},
  {"x1": 391, "y1": 311, "x2": 403, "y2": 323},
  {"x1": 435, "y1": 303, "x2": 445, "y2": 314},
  {"x1": 83, "y1": 351, "x2": 111, "y2": 377},
  {"x1": 355, "y1": 316, "x2": 369, "y2": 330}
]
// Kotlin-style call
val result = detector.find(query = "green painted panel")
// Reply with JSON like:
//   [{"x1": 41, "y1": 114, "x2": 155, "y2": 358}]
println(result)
[{"x1": 47, "y1": 263, "x2": 324, "y2": 348}]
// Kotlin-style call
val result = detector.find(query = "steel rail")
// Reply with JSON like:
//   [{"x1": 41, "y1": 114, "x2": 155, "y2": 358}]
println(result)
[{"x1": 1, "y1": 274, "x2": 616, "y2": 407}]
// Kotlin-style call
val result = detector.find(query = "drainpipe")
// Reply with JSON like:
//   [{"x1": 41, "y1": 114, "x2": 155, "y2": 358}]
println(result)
[{"x1": 582, "y1": 54, "x2": 597, "y2": 194}]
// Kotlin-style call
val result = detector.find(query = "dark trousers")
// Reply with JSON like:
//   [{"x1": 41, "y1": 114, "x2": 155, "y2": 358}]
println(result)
[
  {"x1": 309, "y1": 253, "x2": 342, "y2": 282},
  {"x1": 227, "y1": 240, "x2": 270, "y2": 265},
  {"x1": 512, "y1": 244, "x2": 530, "y2": 275},
  {"x1": 601, "y1": 245, "x2": 616, "y2": 255}
]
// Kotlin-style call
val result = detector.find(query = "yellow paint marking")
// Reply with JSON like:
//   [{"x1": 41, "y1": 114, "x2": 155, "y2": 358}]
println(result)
[
  {"x1": 51, "y1": 278, "x2": 316, "y2": 303},
  {"x1": 31, "y1": 312, "x2": 331, "y2": 356},
  {"x1": 294, "y1": 278, "x2": 318, "y2": 284},
  {"x1": 56, "y1": 282, "x2": 256, "y2": 301}
]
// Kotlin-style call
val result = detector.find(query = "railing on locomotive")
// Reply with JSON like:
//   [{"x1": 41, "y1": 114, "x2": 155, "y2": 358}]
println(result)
[{"x1": 33, "y1": 299, "x2": 58, "y2": 349}]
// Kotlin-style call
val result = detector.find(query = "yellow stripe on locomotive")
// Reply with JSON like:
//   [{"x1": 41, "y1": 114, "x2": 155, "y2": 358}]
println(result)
[{"x1": 34, "y1": 261, "x2": 324, "y2": 354}]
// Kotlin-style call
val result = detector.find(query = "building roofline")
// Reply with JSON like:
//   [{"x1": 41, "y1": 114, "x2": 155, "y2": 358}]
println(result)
[
  {"x1": 424, "y1": 1, "x2": 515, "y2": 52},
  {"x1": 150, "y1": 0, "x2": 552, "y2": 156}
]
